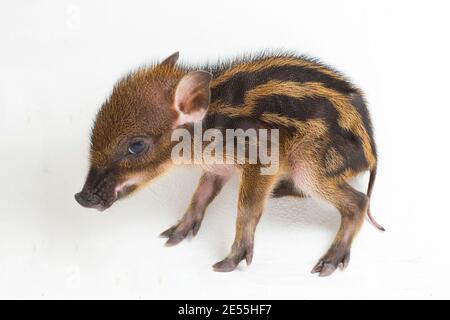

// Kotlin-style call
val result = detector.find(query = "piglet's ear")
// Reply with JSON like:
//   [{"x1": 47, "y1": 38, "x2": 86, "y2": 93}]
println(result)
[
  {"x1": 161, "y1": 51, "x2": 179, "y2": 66},
  {"x1": 173, "y1": 71, "x2": 212, "y2": 127}
]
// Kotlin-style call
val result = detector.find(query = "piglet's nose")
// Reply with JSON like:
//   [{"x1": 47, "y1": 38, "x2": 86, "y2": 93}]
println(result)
[{"x1": 75, "y1": 191, "x2": 92, "y2": 208}]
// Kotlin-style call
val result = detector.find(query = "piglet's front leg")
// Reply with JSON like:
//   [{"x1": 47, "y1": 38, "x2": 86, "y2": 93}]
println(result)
[
  {"x1": 213, "y1": 168, "x2": 276, "y2": 272},
  {"x1": 161, "y1": 171, "x2": 231, "y2": 246}
]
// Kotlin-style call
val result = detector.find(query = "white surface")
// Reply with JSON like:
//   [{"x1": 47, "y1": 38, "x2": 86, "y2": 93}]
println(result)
[{"x1": 0, "y1": 0, "x2": 449, "y2": 299}]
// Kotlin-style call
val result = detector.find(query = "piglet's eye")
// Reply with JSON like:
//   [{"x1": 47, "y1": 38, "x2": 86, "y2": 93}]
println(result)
[{"x1": 128, "y1": 141, "x2": 146, "y2": 155}]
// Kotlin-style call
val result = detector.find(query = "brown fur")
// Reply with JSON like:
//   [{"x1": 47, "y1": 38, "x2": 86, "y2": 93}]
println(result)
[
  {"x1": 211, "y1": 55, "x2": 346, "y2": 87},
  {"x1": 210, "y1": 80, "x2": 375, "y2": 168},
  {"x1": 76, "y1": 51, "x2": 382, "y2": 277}
]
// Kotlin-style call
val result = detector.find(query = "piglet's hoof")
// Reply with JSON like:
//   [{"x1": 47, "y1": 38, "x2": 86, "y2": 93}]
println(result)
[
  {"x1": 311, "y1": 249, "x2": 350, "y2": 277},
  {"x1": 212, "y1": 246, "x2": 253, "y2": 272},
  {"x1": 160, "y1": 217, "x2": 202, "y2": 247},
  {"x1": 212, "y1": 258, "x2": 238, "y2": 272},
  {"x1": 159, "y1": 226, "x2": 187, "y2": 247}
]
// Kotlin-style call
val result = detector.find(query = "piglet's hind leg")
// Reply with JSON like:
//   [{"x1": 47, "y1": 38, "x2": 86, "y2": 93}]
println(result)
[{"x1": 310, "y1": 182, "x2": 367, "y2": 277}]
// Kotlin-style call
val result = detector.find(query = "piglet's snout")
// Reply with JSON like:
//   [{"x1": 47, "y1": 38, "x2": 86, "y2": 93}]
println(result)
[{"x1": 74, "y1": 189, "x2": 104, "y2": 209}]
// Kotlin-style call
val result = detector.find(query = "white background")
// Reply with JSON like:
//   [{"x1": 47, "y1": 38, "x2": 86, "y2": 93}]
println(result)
[{"x1": 1, "y1": 0, "x2": 449, "y2": 299}]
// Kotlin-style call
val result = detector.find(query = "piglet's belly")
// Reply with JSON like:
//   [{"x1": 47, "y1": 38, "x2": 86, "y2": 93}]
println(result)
[{"x1": 202, "y1": 164, "x2": 237, "y2": 177}]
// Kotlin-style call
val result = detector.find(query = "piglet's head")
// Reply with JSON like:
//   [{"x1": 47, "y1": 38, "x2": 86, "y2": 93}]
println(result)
[{"x1": 75, "y1": 52, "x2": 212, "y2": 211}]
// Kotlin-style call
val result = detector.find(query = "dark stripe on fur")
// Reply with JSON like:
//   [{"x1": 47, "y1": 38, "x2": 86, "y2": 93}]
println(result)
[
  {"x1": 250, "y1": 94, "x2": 369, "y2": 175},
  {"x1": 211, "y1": 65, "x2": 356, "y2": 106},
  {"x1": 350, "y1": 92, "x2": 377, "y2": 160}
]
